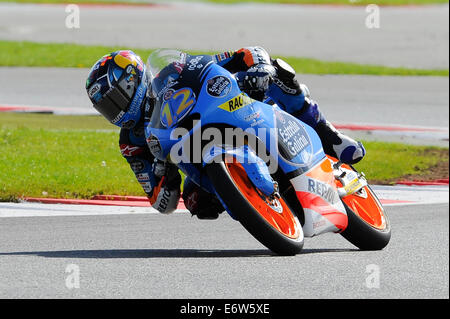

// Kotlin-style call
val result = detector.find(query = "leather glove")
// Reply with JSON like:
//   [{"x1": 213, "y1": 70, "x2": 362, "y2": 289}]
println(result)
[{"x1": 237, "y1": 64, "x2": 276, "y2": 94}]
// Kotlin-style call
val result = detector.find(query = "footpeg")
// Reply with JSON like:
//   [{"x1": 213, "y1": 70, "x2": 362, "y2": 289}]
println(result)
[{"x1": 333, "y1": 163, "x2": 367, "y2": 197}]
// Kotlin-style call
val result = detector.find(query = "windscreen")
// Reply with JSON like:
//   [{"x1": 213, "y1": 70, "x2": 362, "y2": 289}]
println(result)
[
  {"x1": 146, "y1": 49, "x2": 187, "y2": 98},
  {"x1": 146, "y1": 49, "x2": 195, "y2": 129}
]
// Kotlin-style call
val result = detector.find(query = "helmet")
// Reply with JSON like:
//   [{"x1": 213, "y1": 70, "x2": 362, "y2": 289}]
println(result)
[{"x1": 86, "y1": 50, "x2": 148, "y2": 128}]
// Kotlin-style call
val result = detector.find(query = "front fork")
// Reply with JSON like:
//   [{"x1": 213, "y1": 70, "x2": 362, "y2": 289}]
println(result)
[{"x1": 202, "y1": 143, "x2": 280, "y2": 198}]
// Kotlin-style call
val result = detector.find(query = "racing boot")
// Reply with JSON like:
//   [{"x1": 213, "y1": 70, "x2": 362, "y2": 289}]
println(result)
[
  {"x1": 182, "y1": 177, "x2": 224, "y2": 220},
  {"x1": 315, "y1": 120, "x2": 366, "y2": 164}
]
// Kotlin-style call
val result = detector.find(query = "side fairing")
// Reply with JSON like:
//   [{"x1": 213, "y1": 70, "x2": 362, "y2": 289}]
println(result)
[{"x1": 290, "y1": 158, "x2": 348, "y2": 237}]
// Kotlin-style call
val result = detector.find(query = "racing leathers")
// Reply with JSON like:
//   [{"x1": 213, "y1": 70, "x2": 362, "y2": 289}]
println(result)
[
  {"x1": 119, "y1": 112, "x2": 181, "y2": 215},
  {"x1": 119, "y1": 46, "x2": 366, "y2": 218}
]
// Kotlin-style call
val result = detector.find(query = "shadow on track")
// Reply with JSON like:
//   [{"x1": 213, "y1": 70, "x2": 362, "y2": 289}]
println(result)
[{"x1": 0, "y1": 248, "x2": 357, "y2": 259}]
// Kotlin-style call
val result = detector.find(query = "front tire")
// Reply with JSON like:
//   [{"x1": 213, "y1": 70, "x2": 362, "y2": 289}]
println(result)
[{"x1": 206, "y1": 161, "x2": 304, "y2": 256}]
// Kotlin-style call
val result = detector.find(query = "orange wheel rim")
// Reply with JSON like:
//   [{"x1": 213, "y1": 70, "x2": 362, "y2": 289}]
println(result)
[
  {"x1": 330, "y1": 159, "x2": 387, "y2": 230},
  {"x1": 342, "y1": 186, "x2": 387, "y2": 230},
  {"x1": 225, "y1": 162, "x2": 300, "y2": 239}
]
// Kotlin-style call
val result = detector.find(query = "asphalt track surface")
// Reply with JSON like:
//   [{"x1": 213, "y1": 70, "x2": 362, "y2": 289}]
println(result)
[
  {"x1": 0, "y1": 2, "x2": 448, "y2": 69},
  {"x1": 0, "y1": 202, "x2": 448, "y2": 299}
]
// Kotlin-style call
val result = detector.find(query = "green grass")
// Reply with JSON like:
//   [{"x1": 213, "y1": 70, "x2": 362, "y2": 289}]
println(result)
[
  {"x1": 0, "y1": 41, "x2": 153, "y2": 69},
  {"x1": 0, "y1": 0, "x2": 448, "y2": 6},
  {"x1": 0, "y1": 114, "x2": 142, "y2": 201},
  {"x1": 279, "y1": 57, "x2": 448, "y2": 76},
  {"x1": 0, "y1": 112, "x2": 116, "y2": 130},
  {"x1": 352, "y1": 141, "x2": 448, "y2": 184},
  {"x1": 1, "y1": 41, "x2": 448, "y2": 77},
  {"x1": 0, "y1": 113, "x2": 448, "y2": 201}
]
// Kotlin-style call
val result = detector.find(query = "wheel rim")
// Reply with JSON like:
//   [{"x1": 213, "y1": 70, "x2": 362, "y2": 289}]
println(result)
[
  {"x1": 331, "y1": 159, "x2": 387, "y2": 230},
  {"x1": 225, "y1": 161, "x2": 300, "y2": 239},
  {"x1": 342, "y1": 186, "x2": 387, "y2": 230}
]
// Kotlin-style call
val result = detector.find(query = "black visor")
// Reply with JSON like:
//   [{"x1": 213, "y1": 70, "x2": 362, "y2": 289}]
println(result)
[
  {"x1": 93, "y1": 65, "x2": 139, "y2": 124},
  {"x1": 93, "y1": 87, "x2": 130, "y2": 124}
]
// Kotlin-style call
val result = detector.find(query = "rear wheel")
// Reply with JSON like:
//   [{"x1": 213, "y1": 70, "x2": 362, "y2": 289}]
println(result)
[
  {"x1": 337, "y1": 164, "x2": 391, "y2": 250},
  {"x1": 206, "y1": 160, "x2": 304, "y2": 256}
]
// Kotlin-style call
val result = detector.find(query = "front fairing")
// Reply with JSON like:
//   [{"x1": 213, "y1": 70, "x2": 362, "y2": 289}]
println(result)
[{"x1": 145, "y1": 51, "x2": 216, "y2": 160}]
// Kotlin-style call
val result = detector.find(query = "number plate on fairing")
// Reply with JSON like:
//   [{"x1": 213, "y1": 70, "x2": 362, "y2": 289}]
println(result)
[{"x1": 160, "y1": 87, "x2": 196, "y2": 128}]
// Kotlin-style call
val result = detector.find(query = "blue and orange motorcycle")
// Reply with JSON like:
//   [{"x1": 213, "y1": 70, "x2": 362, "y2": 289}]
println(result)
[{"x1": 145, "y1": 49, "x2": 391, "y2": 256}]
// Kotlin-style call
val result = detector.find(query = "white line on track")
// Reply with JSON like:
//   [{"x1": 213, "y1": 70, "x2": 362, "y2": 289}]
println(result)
[
  {"x1": 372, "y1": 185, "x2": 449, "y2": 206},
  {"x1": 0, "y1": 202, "x2": 189, "y2": 218}
]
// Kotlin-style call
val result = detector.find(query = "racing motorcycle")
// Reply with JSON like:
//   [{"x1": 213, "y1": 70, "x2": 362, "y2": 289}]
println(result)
[{"x1": 145, "y1": 49, "x2": 391, "y2": 255}]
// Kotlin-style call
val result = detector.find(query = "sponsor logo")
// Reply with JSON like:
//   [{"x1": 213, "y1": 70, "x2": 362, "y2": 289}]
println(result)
[
  {"x1": 244, "y1": 111, "x2": 265, "y2": 127},
  {"x1": 185, "y1": 191, "x2": 199, "y2": 212},
  {"x1": 157, "y1": 188, "x2": 173, "y2": 213},
  {"x1": 157, "y1": 79, "x2": 179, "y2": 100},
  {"x1": 126, "y1": 65, "x2": 136, "y2": 75},
  {"x1": 206, "y1": 76, "x2": 232, "y2": 98},
  {"x1": 273, "y1": 77, "x2": 298, "y2": 95},
  {"x1": 308, "y1": 178, "x2": 340, "y2": 204},
  {"x1": 120, "y1": 144, "x2": 142, "y2": 157},
  {"x1": 130, "y1": 159, "x2": 145, "y2": 173},
  {"x1": 147, "y1": 135, "x2": 162, "y2": 155},
  {"x1": 218, "y1": 93, "x2": 253, "y2": 113},
  {"x1": 111, "y1": 111, "x2": 125, "y2": 124},
  {"x1": 139, "y1": 181, "x2": 152, "y2": 193},
  {"x1": 163, "y1": 88, "x2": 175, "y2": 101},
  {"x1": 187, "y1": 56, "x2": 204, "y2": 71},
  {"x1": 114, "y1": 50, "x2": 144, "y2": 72},
  {"x1": 250, "y1": 119, "x2": 265, "y2": 127},
  {"x1": 136, "y1": 173, "x2": 150, "y2": 181},
  {"x1": 244, "y1": 111, "x2": 260, "y2": 122},
  {"x1": 278, "y1": 121, "x2": 310, "y2": 157},
  {"x1": 173, "y1": 61, "x2": 185, "y2": 74},
  {"x1": 313, "y1": 220, "x2": 327, "y2": 229},
  {"x1": 275, "y1": 110, "x2": 312, "y2": 162},
  {"x1": 128, "y1": 83, "x2": 146, "y2": 116},
  {"x1": 88, "y1": 83, "x2": 101, "y2": 98}
]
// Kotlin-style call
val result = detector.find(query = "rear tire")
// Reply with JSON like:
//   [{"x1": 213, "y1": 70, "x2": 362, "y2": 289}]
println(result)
[
  {"x1": 340, "y1": 186, "x2": 391, "y2": 250},
  {"x1": 206, "y1": 161, "x2": 304, "y2": 256}
]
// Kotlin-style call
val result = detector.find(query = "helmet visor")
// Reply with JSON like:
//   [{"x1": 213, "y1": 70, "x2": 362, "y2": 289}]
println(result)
[
  {"x1": 93, "y1": 64, "x2": 140, "y2": 125},
  {"x1": 93, "y1": 86, "x2": 129, "y2": 124}
]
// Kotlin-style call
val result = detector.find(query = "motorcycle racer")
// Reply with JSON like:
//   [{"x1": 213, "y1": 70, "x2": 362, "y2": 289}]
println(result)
[{"x1": 85, "y1": 47, "x2": 366, "y2": 219}]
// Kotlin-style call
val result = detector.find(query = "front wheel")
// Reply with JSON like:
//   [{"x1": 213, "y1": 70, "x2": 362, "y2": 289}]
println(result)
[{"x1": 206, "y1": 161, "x2": 304, "y2": 256}]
